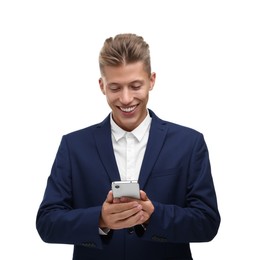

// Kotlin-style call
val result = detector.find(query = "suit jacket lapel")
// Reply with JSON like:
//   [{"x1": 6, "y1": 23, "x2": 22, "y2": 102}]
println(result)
[
  {"x1": 138, "y1": 110, "x2": 168, "y2": 189},
  {"x1": 94, "y1": 115, "x2": 121, "y2": 182},
  {"x1": 93, "y1": 111, "x2": 168, "y2": 188}
]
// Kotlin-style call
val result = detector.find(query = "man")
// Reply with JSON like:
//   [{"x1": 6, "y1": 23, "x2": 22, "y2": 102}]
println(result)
[{"x1": 36, "y1": 33, "x2": 220, "y2": 259}]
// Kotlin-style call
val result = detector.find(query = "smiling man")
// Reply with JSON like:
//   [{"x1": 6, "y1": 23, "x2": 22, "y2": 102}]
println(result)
[
  {"x1": 99, "y1": 61, "x2": 155, "y2": 131},
  {"x1": 36, "y1": 33, "x2": 220, "y2": 260}
]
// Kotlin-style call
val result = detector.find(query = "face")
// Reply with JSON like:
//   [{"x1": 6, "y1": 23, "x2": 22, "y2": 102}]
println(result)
[{"x1": 99, "y1": 61, "x2": 156, "y2": 131}]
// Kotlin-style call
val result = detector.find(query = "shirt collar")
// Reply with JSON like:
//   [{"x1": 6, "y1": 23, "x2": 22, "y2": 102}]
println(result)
[{"x1": 110, "y1": 110, "x2": 152, "y2": 142}]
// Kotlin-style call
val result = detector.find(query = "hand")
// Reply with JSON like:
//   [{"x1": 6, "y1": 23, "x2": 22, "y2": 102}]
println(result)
[
  {"x1": 119, "y1": 190, "x2": 154, "y2": 225},
  {"x1": 99, "y1": 191, "x2": 145, "y2": 230}
]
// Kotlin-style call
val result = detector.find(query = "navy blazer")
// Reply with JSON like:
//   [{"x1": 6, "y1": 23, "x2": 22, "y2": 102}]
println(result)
[{"x1": 36, "y1": 110, "x2": 220, "y2": 260}]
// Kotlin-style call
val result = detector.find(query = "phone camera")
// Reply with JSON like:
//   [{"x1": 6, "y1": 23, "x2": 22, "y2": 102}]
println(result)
[{"x1": 115, "y1": 185, "x2": 120, "y2": 189}]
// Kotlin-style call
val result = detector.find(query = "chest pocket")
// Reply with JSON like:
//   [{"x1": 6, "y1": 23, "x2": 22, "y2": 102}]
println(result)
[{"x1": 150, "y1": 167, "x2": 181, "y2": 179}]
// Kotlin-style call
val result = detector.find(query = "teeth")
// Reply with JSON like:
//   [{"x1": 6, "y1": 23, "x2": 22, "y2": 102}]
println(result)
[{"x1": 120, "y1": 106, "x2": 136, "y2": 112}]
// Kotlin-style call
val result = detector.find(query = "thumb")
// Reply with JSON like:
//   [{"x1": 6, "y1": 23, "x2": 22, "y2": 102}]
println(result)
[
  {"x1": 140, "y1": 190, "x2": 148, "y2": 201},
  {"x1": 106, "y1": 190, "x2": 114, "y2": 203}
]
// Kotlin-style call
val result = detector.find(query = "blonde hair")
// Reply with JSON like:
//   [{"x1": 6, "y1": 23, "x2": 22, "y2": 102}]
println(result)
[{"x1": 99, "y1": 33, "x2": 151, "y2": 76}]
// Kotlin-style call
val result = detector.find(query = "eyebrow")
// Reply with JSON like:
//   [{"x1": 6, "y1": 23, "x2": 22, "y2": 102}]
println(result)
[
  {"x1": 129, "y1": 80, "x2": 144, "y2": 85},
  {"x1": 107, "y1": 80, "x2": 144, "y2": 86}
]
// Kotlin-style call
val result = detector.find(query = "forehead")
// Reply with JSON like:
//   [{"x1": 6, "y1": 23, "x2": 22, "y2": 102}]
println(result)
[{"x1": 102, "y1": 62, "x2": 149, "y2": 84}]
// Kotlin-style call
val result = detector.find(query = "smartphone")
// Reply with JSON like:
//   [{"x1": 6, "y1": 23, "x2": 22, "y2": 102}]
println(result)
[{"x1": 111, "y1": 180, "x2": 140, "y2": 199}]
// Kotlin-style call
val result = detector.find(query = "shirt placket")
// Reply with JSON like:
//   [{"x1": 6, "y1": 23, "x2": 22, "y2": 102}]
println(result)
[{"x1": 125, "y1": 133, "x2": 135, "y2": 180}]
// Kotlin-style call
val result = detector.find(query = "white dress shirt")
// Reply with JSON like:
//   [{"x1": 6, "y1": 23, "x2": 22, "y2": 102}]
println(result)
[
  {"x1": 110, "y1": 111, "x2": 152, "y2": 181},
  {"x1": 99, "y1": 112, "x2": 151, "y2": 235}
]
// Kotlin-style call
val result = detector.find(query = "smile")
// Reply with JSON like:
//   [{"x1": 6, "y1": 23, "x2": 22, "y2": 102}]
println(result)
[{"x1": 119, "y1": 105, "x2": 137, "y2": 113}]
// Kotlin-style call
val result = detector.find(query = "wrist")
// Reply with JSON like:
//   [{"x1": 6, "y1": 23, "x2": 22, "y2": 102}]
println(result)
[{"x1": 99, "y1": 215, "x2": 107, "y2": 229}]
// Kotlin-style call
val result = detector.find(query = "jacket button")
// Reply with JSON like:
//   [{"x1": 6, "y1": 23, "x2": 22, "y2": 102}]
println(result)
[
  {"x1": 81, "y1": 242, "x2": 96, "y2": 248},
  {"x1": 128, "y1": 227, "x2": 134, "y2": 234},
  {"x1": 152, "y1": 235, "x2": 168, "y2": 242}
]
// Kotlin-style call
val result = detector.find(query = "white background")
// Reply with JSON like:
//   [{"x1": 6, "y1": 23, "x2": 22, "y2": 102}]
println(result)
[{"x1": 0, "y1": 0, "x2": 253, "y2": 259}]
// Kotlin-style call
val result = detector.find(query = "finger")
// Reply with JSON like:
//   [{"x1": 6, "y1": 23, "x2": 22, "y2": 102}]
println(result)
[
  {"x1": 113, "y1": 201, "x2": 140, "y2": 214},
  {"x1": 113, "y1": 203, "x2": 142, "y2": 221},
  {"x1": 119, "y1": 197, "x2": 135, "y2": 203},
  {"x1": 140, "y1": 190, "x2": 148, "y2": 200},
  {"x1": 119, "y1": 191, "x2": 148, "y2": 203},
  {"x1": 115, "y1": 209, "x2": 145, "y2": 228},
  {"x1": 113, "y1": 198, "x2": 121, "y2": 204}
]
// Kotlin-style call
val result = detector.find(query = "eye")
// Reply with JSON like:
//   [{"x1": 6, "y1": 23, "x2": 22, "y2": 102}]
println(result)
[
  {"x1": 130, "y1": 80, "x2": 143, "y2": 90},
  {"x1": 131, "y1": 84, "x2": 141, "y2": 90},
  {"x1": 108, "y1": 84, "x2": 121, "y2": 91}
]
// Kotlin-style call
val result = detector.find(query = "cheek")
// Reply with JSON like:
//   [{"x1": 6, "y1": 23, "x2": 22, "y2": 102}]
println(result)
[
  {"x1": 138, "y1": 91, "x2": 149, "y2": 101},
  {"x1": 105, "y1": 93, "x2": 116, "y2": 105}
]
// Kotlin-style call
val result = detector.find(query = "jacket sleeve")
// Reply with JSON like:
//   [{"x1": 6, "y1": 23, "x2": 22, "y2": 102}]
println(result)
[
  {"x1": 142, "y1": 134, "x2": 220, "y2": 243},
  {"x1": 36, "y1": 136, "x2": 105, "y2": 249}
]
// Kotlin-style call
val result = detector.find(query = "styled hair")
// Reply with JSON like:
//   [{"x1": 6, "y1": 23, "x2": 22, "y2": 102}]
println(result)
[{"x1": 99, "y1": 33, "x2": 151, "y2": 76}]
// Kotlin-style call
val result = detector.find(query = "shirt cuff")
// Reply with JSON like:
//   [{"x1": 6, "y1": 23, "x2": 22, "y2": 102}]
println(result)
[{"x1": 99, "y1": 227, "x2": 111, "y2": 235}]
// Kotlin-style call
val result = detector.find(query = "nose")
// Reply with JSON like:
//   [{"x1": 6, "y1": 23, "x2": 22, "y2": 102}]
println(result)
[{"x1": 119, "y1": 88, "x2": 133, "y2": 104}]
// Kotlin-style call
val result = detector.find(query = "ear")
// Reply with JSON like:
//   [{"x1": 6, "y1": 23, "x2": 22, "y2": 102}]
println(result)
[
  {"x1": 99, "y1": 78, "x2": 106, "y2": 95},
  {"x1": 149, "y1": 72, "x2": 156, "y2": 90}
]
